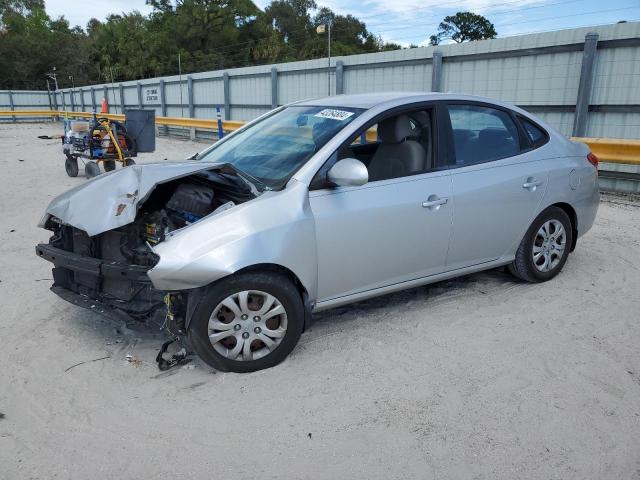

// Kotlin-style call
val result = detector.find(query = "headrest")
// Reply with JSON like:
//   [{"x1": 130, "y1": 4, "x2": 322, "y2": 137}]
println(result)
[
  {"x1": 479, "y1": 128, "x2": 512, "y2": 145},
  {"x1": 453, "y1": 129, "x2": 474, "y2": 142},
  {"x1": 378, "y1": 115, "x2": 413, "y2": 143},
  {"x1": 411, "y1": 111, "x2": 430, "y2": 126}
]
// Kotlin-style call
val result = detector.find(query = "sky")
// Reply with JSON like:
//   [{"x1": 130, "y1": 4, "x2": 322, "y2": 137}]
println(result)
[{"x1": 45, "y1": 0, "x2": 640, "y2": 47}]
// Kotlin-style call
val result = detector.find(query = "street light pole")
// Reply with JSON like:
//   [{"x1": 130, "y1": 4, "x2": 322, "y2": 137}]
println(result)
[
  {"x1": 317, "y1": 22, "x2": 332, "y2": 96},
  {"x1": 46, "y1": 67, "x2": 60, "y2": 114},
  {"x1": 46, "y1": 67, "x2": 59, "y2": 91}
]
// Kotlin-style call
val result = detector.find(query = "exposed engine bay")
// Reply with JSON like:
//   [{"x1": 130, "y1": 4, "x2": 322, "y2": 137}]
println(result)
[
  {"x1": 136, "y1": 168, "x2": 254, "y2": 246},
  {"x1": 36, "y1": 167, "x2": 258, "y2": 328}
]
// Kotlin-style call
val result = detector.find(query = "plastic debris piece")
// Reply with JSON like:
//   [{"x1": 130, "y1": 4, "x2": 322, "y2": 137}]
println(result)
[{"x1": 156, "y1": 338, "x2": 191, "y2": 371}]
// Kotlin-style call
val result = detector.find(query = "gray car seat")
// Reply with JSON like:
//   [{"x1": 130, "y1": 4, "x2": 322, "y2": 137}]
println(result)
[
  {"x1": 367, "y1": 115, "x2": 427, "y2": 181},
  {"x1": 408, "y1": 111, "x2": 433, "y2": 170}
]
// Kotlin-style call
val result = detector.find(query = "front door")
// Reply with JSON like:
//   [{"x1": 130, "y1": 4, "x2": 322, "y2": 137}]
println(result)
[{"x1": 310, "y1": 172, "x2": 453, "y2": 302}]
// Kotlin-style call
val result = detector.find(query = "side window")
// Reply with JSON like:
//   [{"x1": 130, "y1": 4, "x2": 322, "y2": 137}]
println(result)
[
  {"x1": 339, "y1": 109, "x2": 436, "y2": 182},
  {"x1": 310, "y1": 108, "x2": 436, "y2": 189},
  {"x1": 349, "y1": 126, "x2": 378, "y2": 145},
  {"x1": 447, "y1": 104, "x2": 520, "y2": 166},
  {"x1": 520, "y1": 118, "x2": 548, "y2": 147}
]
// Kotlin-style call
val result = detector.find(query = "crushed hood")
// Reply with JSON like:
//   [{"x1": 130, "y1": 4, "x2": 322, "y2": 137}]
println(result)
[{"x1": 40, "y1": 162, "x2": 219, "y2": 236}]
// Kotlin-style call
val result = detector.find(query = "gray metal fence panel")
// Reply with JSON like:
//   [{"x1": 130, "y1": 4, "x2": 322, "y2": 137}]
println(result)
[
  {"x1": 123, "y1": 85, "x2": 138, "y2": 106},
  {"x1": 535, "y1": 111, "x2": 576, "y2": 137},
  {"x1": 278, "y1": 69, "x2": 332, "y2": 104},
  {"x1": 591, "y1": 45, "x2": 640, "y2": 105},
  {"x1": 164, "y1": 81, "x2": 186, "y2": 106},
  {"x1": 192, "y1": 78, "x2": 224, "y2": 110},
  {"x1": 232, "y1": 106, "x2": 272, "y2": 122},
  {"x1": 9, "y1": 90, "x2": 50, "y2": 108},
  {"x1": 229, "y1": 75, "x2": 271, "y2": 108},
  {"x1": 344, "y1": 62, "x2": 433, "y2": 94},
  {"x1": 442, "y1": 52, "x2": 583, "y2": 105},
  {"x1": 1, "y1": 21, "x2": 638, "y2": 138},
  {"x1": 587, "y1": 112, "x2": 640, "y2": 139}
]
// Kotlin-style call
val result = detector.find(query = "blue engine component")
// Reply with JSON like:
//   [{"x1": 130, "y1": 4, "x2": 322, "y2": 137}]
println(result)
[{"x1": 171, "y1": 209, "x2": 203, "y2": 224}]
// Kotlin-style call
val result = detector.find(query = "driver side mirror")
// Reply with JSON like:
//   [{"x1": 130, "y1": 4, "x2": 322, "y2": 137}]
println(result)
[{"x1": 327, "y1": 158, "x2": 369, "y2": 187}]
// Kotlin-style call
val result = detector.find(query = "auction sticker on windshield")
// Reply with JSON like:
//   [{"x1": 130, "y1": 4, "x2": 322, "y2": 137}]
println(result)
[{"x1": 314, "y1": 109, "x2": 355, "y2": 121}]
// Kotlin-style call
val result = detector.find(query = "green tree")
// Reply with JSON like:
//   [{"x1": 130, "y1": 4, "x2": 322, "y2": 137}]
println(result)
[
  {"x1": 0, "y1": 3, "x2": 91, "y2": 89},
  {"x1": 0, "y1": 0, "x2": 405, "y2": 89},
  {"x1": 264, "y1": 0, "x2": 316, "y2": 60},
  {"x1": 0, "y1": 0, "x2": 43, "y2": 23},
  {"x1": 430, "y1": 11, "x2": 496, "y2": 44},
  {"x1": 310, "y1": 7, "x2": 382, "y2": 57}
]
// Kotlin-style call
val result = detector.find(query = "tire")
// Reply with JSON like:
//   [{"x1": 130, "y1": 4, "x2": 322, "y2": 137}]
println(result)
[
  {"x1": 124, "y1": 158, "x2": 136, "y2": 167},
  {"x1": 188, "y1": 271, "x2": 304, "y2": 373},
  {"x1": 103, "y1": 160, "x2": 116, "y2": 172},
  {"x1": 509, "y1": 206, "x2": 573, "y2": 283},
  {"x1": 64, "y1": 156, "x2": 79, "y2": 177},
  {"x1": 85, "y1": 161, "x2": 101, "y2": 179}
]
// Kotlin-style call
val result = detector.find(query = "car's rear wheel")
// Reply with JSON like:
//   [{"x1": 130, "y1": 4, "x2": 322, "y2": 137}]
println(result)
[
  {"x1": 188, "y1": 271, "x2": 304, "y2": 372},
  {"x1": 509, "y1": 206, "x2": 573, "y2": 283}
]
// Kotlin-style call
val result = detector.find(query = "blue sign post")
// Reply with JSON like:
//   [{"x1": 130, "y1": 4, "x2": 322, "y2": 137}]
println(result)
[{"x1": 215, "y1": 106, "x2": 224, "y2": 140}]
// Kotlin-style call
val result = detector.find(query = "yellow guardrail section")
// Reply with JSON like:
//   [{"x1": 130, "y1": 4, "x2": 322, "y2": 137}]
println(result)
[
  {"x1": 0, "y1": 109, "x2": 243, "y2": 133},
  {"x1": 571, "y1": 137, "x2": 640, "y2": 166},
  {"x1": 2, "y1": 110, "x2": 639, "y2": 165},
  {"x1": 0, "y1": 109, "x2": 62, "y2": 117}
]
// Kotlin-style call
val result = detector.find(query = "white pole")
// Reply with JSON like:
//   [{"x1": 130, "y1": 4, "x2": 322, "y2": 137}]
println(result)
[
  {"x1": 178, "y1": 53, "x2": 184, "y2": 118},
  {"x1": 328, "y1": 23, "x2": 331, "y2": 96},
  {"x1": 109, "y1": 66, "x2": 116, "y2": 113}
]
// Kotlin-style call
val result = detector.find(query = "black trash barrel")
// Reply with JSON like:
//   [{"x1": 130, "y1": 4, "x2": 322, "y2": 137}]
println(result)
[{"x1": 125, "y1": 109, "x2": 156, "y2": 153}]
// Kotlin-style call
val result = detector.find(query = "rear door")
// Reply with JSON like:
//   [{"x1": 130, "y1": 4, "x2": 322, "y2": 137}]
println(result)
[{"x1": 443, "y1": 103, "x2": 549, "y2": 270}]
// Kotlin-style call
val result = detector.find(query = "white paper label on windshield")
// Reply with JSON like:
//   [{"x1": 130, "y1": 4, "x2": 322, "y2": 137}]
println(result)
[{"x1": 314, "y1": 109, "x2": 354, "y2": 121}]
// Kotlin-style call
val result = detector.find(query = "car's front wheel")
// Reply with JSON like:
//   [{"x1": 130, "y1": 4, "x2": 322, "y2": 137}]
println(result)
[
  {"x1": 188, "y1": 271, "x2": 304, "y2": 372},
  {"x1": 509, "y1": 206, "x2": 573, "y2": 283}
]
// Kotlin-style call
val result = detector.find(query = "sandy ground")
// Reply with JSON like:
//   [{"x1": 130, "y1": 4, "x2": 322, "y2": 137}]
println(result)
[{"x1": 0, "y1": 122, "x2": 639, "y2": 479}]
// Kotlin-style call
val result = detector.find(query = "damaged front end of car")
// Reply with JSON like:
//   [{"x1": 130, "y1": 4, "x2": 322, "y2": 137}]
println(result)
[{"x1": 35, "y1": 162, "x2": 260, "y2": 334}]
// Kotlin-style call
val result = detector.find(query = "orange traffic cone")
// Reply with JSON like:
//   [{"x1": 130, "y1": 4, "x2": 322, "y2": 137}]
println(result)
[{"x1": 101, "y1": 96, "x2": 109, "y2": 113}]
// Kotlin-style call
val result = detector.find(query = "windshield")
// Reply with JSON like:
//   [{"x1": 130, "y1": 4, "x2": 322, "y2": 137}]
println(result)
[{"x1": 198, "y1": 105, "x2": 363, "y2": 189}]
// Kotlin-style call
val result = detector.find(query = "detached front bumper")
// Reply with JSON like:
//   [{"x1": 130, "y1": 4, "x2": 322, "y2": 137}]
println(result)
[{"x1": 35, "y1": 243, "x2": 166, "y2": 321}]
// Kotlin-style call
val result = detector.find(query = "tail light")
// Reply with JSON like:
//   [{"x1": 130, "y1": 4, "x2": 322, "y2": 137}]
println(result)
[{"x1": 587, "y1": 152, "x2": 598, "y2": 168}]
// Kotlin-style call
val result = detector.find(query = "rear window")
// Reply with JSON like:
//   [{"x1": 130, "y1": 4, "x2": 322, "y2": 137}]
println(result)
[
  {"x1": 520, "y1": 118, "x2": 548, "y2": 147},
  {"x1": 447, "y1": 104, "x2": 520, "y2": 166}
]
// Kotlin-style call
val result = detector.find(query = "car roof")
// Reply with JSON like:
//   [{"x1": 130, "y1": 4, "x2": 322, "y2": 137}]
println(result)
[{"x1": 293, "y1": 92, "x2": 523, "y2": 111}]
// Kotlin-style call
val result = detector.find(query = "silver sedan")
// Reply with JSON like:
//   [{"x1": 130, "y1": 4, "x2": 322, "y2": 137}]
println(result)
[{"x1": 36, "y1": 93, "x2": 600, "y2": 372}]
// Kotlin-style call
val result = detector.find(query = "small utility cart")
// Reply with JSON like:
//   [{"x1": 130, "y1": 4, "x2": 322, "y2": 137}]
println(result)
[{"x1": 62, "y1": 109, "x2": 156, "y2": 179}]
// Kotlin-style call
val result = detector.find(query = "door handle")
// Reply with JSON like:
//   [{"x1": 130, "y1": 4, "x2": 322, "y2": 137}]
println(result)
[
  {"x1": 422, "y1": 197, "x2": 448, "y2": 208},
  {"x1": 522, "y1": 179, "x2": 543, "y2": 190}
]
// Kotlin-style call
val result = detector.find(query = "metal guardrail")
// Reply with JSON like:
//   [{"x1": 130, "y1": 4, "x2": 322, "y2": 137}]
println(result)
[
  {"x1": 2, "y1": 110, "x2": 639, "y2": 166},
  {"x1": 0, "y1": 109, "x2": 245, "y2": 133},
  {"x1": 571, "y1": 137, "x2": 640, "y2": 165},
  {"x1": 0, "y1": 109, "x2": 62, "y2": 117}
]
